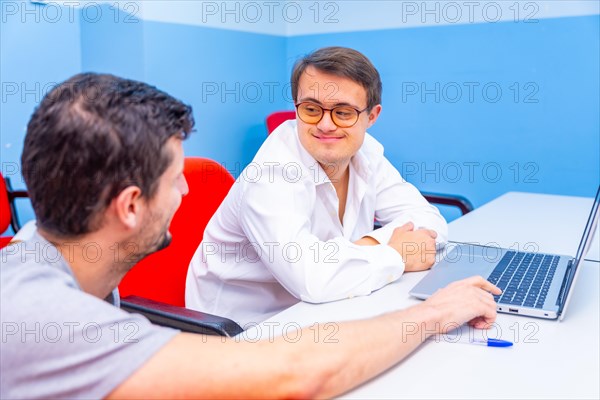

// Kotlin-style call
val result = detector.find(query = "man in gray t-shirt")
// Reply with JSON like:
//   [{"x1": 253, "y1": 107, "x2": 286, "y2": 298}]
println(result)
[
  {"x1": 1, "y1": 231, "x2": 177, "y2": 399},
  {"x1": 0, "y1": 70, "x2": 500, "y2": 399}
]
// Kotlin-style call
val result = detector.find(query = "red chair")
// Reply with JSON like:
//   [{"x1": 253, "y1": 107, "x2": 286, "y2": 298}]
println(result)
[
  {"x1": 264, "y1": 111, "x2": 474, "y2": 215},
  {"x1": 119, "y1": 158, "x2": 243, "y2": 336},
  {"x1": 266, "y1": 110, "x2": 296, "y2": 135},
  {"x1": 0, "y1": 174, "x2": 29, "y2": 248}
]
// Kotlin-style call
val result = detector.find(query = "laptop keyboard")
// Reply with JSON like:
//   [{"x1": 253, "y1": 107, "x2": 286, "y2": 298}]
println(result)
[{"x1": 487, "y1": 251, "x2": 559, "y2": 308}]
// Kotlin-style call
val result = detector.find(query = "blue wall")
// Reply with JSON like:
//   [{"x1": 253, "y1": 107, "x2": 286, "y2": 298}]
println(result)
[
  {"x1": 141, "y1": 21, "x2": 287, "y2": 170},
  {"x1": 1, "y1": 1, "x2": 83, "y2": 229},
  {"x1": 79, "y1": 5, "x2": 288, "y2": 170},
  {"x1": 1, "y1": 2, "x2": 287, "y2": 233},
  {"x1": 287, "y1": 16, "x2": 600, "y2": 208},
  {"x1": 1, "y1": 4, "x2": 599, "y2": 232},
  {"x1": 80, "y1": 4, "x2": 145, "y2": 80}
]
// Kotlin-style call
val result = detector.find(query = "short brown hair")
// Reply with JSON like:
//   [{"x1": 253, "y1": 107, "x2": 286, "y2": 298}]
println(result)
[
  {"x1": 22, "y1": 73, "x2": 194, "y2": 237},
  {"x1": 291, "y1": 46, "x2": 382, "y2": 110}
]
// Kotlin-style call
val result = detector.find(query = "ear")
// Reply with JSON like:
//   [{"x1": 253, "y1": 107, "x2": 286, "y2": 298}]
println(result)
[
  {"x1": 366, "y1": 104, "x2": 382, "y2": 129},
  {"x1": 112, "y1": 186, "x2": 144, "y2": 230}
]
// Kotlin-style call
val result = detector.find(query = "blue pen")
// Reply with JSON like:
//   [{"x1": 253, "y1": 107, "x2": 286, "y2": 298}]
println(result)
[
  {"x1": 428, "y1": 335, "x2": 513, "y2": 347},
  {"x1": 464, "y1": 338, "x2": 513, "y2": 347}
]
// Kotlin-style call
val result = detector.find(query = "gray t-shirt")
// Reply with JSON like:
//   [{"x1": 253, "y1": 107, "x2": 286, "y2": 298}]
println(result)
[{"x1": 0, "y1": 231, "x2": 179, "y2": 399}]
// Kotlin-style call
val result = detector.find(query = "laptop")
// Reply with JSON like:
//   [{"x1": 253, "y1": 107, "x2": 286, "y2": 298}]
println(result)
[{"x1": 410, "y1": 187, "x2": 600, "y2": 320}]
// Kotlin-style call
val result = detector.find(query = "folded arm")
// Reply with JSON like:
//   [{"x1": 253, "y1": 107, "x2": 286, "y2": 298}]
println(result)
[{"x1": 239, "y1": 175, "x2": 404, "y2": 303}]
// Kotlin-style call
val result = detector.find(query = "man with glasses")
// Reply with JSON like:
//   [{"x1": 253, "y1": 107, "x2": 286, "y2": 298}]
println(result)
[{"x1": 186, "y1": 47, "x2": 448, "y2": 327}]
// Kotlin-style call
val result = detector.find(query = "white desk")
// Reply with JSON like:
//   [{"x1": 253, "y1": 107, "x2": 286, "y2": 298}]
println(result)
[
  {"x1": 450, "y1": 192, "x2": 599, "y2": 262},
  {"x1": 240, "y1": 192, "x2": 600, "y2": 399}
]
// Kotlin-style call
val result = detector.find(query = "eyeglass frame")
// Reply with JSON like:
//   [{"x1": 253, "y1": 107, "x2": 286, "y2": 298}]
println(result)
[{"x1": 294, "y1": 102, "x2": 370, "y2": 128}]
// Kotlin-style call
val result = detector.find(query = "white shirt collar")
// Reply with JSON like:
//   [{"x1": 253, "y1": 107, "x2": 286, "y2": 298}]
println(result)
[{"x1": 279, "y1": 119, "x2": 375, "y2": 186}]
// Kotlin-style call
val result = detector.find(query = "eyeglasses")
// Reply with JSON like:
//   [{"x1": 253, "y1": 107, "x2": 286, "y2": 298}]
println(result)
[{"x1": 295, "y1": 102, "x2": 368, "y2": 128}]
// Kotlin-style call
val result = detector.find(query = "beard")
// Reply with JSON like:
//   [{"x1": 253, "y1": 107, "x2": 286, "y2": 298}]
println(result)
[
  {"x1": 152, "y1": 229, "x2": 172, "y2": 253},
  {"x1": 134, "y1": 226, "x2": 172, "y2": 264},
  {"x1": 122, "y1": 212, "x2": 174, "y2": 270}
]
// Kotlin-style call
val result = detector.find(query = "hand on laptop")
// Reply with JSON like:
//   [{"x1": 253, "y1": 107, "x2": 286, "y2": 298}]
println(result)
[
  {"x1": 387, "y1": 222, "x2": 438, "y2": 272},
  {"x1": 419, "y1": 276, "x2": 502, "y2": 331}
]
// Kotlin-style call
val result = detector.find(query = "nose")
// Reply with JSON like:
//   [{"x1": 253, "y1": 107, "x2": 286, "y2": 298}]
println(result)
[
  {"x1": 316, "y1": 110, "x2": 337, "y2": 132},
  {"x1": 180, "y1": 175, "x2": 190, "y2": 197}
]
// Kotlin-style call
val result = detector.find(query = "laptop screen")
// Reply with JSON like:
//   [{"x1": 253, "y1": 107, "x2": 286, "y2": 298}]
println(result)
[
  {"x1": 558, "y1": 186, "x2": 600, "y2": 319},
  {"x1": 572, "y1": 186, "x2": 600, "y2": 265}
]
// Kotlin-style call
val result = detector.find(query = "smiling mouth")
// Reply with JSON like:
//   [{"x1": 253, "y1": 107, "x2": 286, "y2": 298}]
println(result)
[{"x1": 314, "y1": 135, "x2": 344, "y2": 142}]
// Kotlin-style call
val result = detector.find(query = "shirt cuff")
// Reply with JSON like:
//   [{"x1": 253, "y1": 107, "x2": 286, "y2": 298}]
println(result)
[
  {"x1": 365, "y1": 224, "x2": 397, "y2": 246},
  {"x1": 367, "y1": 222, "x2": 448, "y2": 249},
  {"x1": 370, "y1": 242, "x2": 406, "y2": 279}
]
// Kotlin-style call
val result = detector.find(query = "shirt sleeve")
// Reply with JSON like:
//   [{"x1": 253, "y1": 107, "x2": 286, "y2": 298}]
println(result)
[
  {"x1": 238, "y1": 165, "x2": 405, "y2": 304},
  {"x1": 366, "y1": 156, "x2": 449, "y2": 248}
]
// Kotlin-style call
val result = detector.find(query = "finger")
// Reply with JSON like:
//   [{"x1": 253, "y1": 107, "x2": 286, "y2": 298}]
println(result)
[
  {"x1": 415, "y1": 227, "x2": 437, "y2": 239},
  {"x1": 477, "y1": 290, "x2": 499, "y2": 312},
  {"x1": 468, "y1": 317, "x2": 484, "y2": 328},
  {"x1": 398, "y1": 222, "x2": 414, "y2": 232},
  {"x1": 477, "y1": 279, "x2": 502, "y2": 295},
  {"x1": 427, "y1": 229, "x2": 438, "y2": 239},
  {"x1": 466, "y1": 289, "x2": 498, "y2": 324},
  {"x1": 481, "y1": 312, "x2": 497, "y2": 326},
  {"x1": 469, "y1": 310, "x2": 497, "y2": 328},
  {"x1": 473, "y1": 284, "x2": 496, "y2": 302},
  {"x1": 470, "y1": 317, "x2": 493, "y2": 330},
  {"x1": 464, "y1": 276, "x2": 502, "y2": 295},
  {"x1": 480, "y1": 299, "x2": 498, "y2": 324}
]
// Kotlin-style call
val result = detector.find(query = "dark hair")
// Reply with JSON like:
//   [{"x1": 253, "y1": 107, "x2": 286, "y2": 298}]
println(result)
[
  {"x1": 21, "y1": 73, "x2": 194, "y2": 237},
  {"x1": 291, "y1": 46, "x2": 382, "y2": 110}
]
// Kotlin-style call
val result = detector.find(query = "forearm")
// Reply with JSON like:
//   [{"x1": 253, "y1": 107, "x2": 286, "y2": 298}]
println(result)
[
  {"x1": 255, "y1": 237, "x2": 404, "y2": 303},
  {"x1": 107, "y1": 305, "x2": 437, "y2": 400},
  {"x1": 110, "y1": 276, "x2": 497, "y2": 399},
  {"x1": 121, "y1": 305, "x2": 440, "y2": 399},
  {"x1": 284, "y1": 303, "x2": 441, "y2": 398}
]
